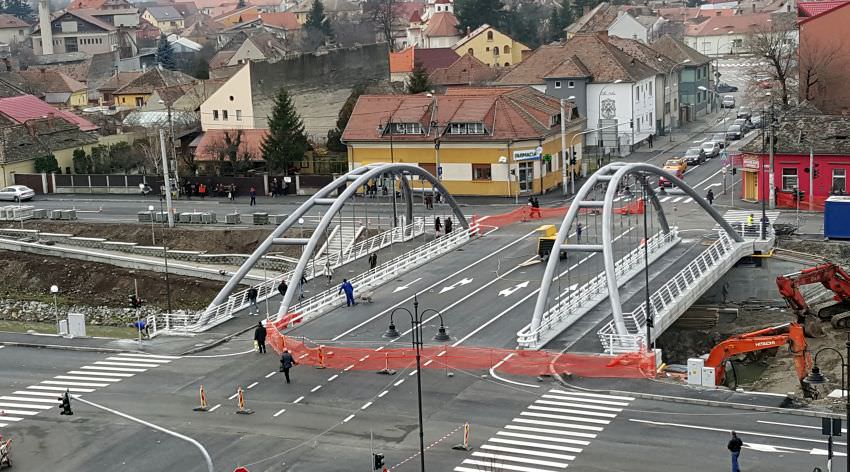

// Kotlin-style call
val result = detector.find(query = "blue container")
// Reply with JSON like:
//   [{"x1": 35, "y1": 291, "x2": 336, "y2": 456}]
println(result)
[{"x1": 824, "y1": 196, "x2": 850, "y2": 240}]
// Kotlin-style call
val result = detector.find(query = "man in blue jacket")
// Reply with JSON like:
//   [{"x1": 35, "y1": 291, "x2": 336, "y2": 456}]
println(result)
[{"x1": 339, "y1": 279, "x2": 355, "y2": 307}]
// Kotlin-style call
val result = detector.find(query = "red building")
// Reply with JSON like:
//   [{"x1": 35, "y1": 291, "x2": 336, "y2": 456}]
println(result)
[
  {"x1": 798, "y1": 1, "x2": 850, "y2": 114},
  {"x1": 738, "y1": 112, "x2": 850, "y2": 210}
]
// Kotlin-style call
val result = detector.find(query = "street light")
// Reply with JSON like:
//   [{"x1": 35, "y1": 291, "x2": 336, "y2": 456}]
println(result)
[
  {"x1": 804, "y1": 337, "x2": 850, "y2": 472},
  {"x1": 148, "y1": 205, "x2": 156, "y2": 245},
  {"x1": 560, "y1": 95, "x2": 576, "y2": 196},
  {"x1": 662, "y1": 59, "x2": 690, "y2": 136},
  {"x1": 50, "y1": 285, "x2": 59, "y2": 333},
  {"x1": 158, "y1": 99, "x2": 179, "y2": 199},
  {"x1": 426, "y1": 92, "x2": 440, "y2": 181},
  {"x1": 159, "y1": 196, "x2": 173, "y2": 313},
  {"x1": 383, "y1": 297, "x2": 451, "y2": 472}
]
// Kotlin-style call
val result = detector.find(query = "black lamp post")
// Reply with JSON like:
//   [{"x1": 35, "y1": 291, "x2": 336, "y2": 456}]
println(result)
[
  {"x1": 642, "y1": 180, "x2": 653, "y2": 349},
  {"x1": 804, "y1": 336, "x2": 850, "y2": 472}
]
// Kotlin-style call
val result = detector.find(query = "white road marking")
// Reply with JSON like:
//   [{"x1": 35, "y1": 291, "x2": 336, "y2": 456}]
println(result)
[
  {"x1": 527, "y1": 405, "x2": 617, "y2": 418},
  {"x1": 361, "y1": 401, "x2": 373, "y2": 410},
  {"x1": 535, "y1": 399, "x2": 622, "y2": 413},
  {"x1": 311, "y1": 385, "x2": 322, "y2": 392},
  {"x1": 629, "y1": 419, "x2": 834, "y2": 445},
  {"x1": 499, "y1": 281, "x2": 530, "y2": 297},
  {"x1": 378, "y1": 390, "x2": 389, "y2": 398},
  {"x1": 480, "y1": 444, "x2": 576, "y2": 461},
  {"x1": 72, "y1": 370, "x2": 132, "y2": 378},
  {"x1": 541, "y1": 394, "x2": 629, "y2": 407},
  {"x1": 116, "y1": 353, "x2": 180, "y2": 360},
  {"x1": 520, "y1": 411, "x2": 610, "y2": 425},
  {"x1": 328, "y1": 374, "x2": 338, "y2": 382},
  {"x1": 439, "y1": 277, "x2": 474, "y2": 294},
  {"x1": 344, "y1": 365, "x2": 354, "y2": 372},
  {"x1": 758, "y1": 420, "x2": 847, "y2": 433},
  {"x1": 55, "y1": 375, "x2": 121, "y2": 383},
  {"x1": 27, "y1": 386, "x2": 95, "y2": 393},
  {"x1": 692, "y1": 167, "x2": 726, "y2": 190},
  {"x1": 496, "y1": 431, "x2": 590, "y2": 446},
  {"x1": 208, "y1": 404, "x2": 221, "y2": 412},
  {"x1": 673, "y1": 197, "x2": 684, "y2": 203},
  {"x1": 393, "y1": 277, "x2": 422, "y2": 293},
  {"x1": 41, "y1": 380, "x2": 109, "y2": 388},
  {"x1": 0, "y1": 416, "x2": 23, "y2": 422},
  {"x1": 504, "y1": 424, "x2": 597, "y2": 439},
  {"x1": 512, "y1": 417, "x2": 604, "y2": 432},
  {"x1": 228, "y1": 392, "x2": 239, "y2": 400},
  {"x1": 394, "y1": 379, "x2": 405, "y2": 386},
  {"x1": 343, "y1": 414, "x2": 355, "y2": 423},
  {"x1": 660, "y1": 196, "x2": 672, "y2": 202},
  {"x1": 12, "y1": 391, "x2": 63, "y2": 397},
  {"x1": 293, "y1": 396, "x2": 304, "y2": 404},
  {"x1": 0, "y1": 396, "x2": 59, "y2": 403},
  {"x1": 467, "y1": 455, "x2": 568, "y2": 470},
  {"x1": 0, "y1": 402, "x2": 52, "y2": 410},
  {"x1": 0, "y1": 409, "x2": 39, "y2": 416},
  {"x1": 704, "y1": 183, "x2": 722, "y2": 190},
  {"x1": 94, "y1": 361, "x2": 156, "y2": 368},
  {"x1": 273, "y1": 408, "x2": 287, "y2": 417},
  {"x1": 247, "y1": 382, "x2": 259, "y2": 389},
  {"x1": 265, "y1": 372, "x2": 277, "y2": 378},
  {"x1": 549, "y1": 389, "x2": 635, "y2": 401},
  {"x1": 332, "y1": 230, "x2": 538, "y2": 341},
  {"x1": 81, "y1": 365, "x2": 146, "y2": 373},
  {"x1": 408, "y1": 370, "x2": 417, "y2": 376},
  {"x1": 104, "y1": 357, "x2": 162, "y2": 366},
  {"x1": 685, "y1": 197, "x2": 694, "y2": 203}
]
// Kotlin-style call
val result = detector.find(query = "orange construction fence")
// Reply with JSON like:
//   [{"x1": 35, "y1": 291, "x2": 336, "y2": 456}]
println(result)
[
  {"x1": 776, "y1": 191, "x2": 826, "y2": 212},
  {"x1": 268, "y1": 332, "x2": 656, "y2": 379}
]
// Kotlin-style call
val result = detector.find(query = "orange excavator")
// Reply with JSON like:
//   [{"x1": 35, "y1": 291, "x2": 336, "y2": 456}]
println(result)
[
  {"x1": 776, "y1": 262, "x2": 850, "y2": 337},
  {"x1": 704, "y1": 322, "x2": 812, "y2": 394}
]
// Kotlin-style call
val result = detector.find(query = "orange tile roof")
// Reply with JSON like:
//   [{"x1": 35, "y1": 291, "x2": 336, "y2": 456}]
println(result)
[
  {"x1": 798, "y1": 0, "x2": 850, "y2": 21},
  {"x1": 342, "y1": 86, "x2": 579, "y2": 143},
  {"x1": 67, "y1": 0, "x2": 106, "y2": 10},
  {"x1": 19, "y1": 69, "x2": 86, "y2": 94},
  {"x1": 260, "y1": 12, "x2": 300, "y2": 29},
  {"x1": 0, "y1": 13, "x2": 29, "y2": 27},
  {"x1": 389, "y1": 47, "x2": 414, "y2": 74},
  {"x1": 686, "y1": 13, "x2": 774, "y2": 36},
  {"x1": 195, "y1": 129, "x2": 268, "y2": 161},
  {"x1": 424, "y1": 11, "x2": 460, "y2": 38},
  {"x1": 390, "y1": 46, "x2": 460, "y2": 74},
  {"x1": 428, "y1": 53, "x2": 500, "y2": 86}
]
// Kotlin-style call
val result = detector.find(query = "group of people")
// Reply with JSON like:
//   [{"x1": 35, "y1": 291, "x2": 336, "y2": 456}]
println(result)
[
  {"x1": 434, "y1": 216, "x2": 453, "y2": 237},
  {"x1": 528, "y1": 197, "x2": 542, "y2": 218},
  {"x1": 270, "y1": 178, "x2": 287, "y2": 198},
  {"x1": 251, "y1": 323, "x2": 297, "y2": 383},
  {"x1": 183, "y1": 181, "x2": 239, "y2": 200}
]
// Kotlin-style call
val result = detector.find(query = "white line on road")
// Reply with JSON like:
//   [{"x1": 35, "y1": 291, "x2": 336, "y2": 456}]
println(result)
[
  {"x1": 311, "y1": 385, "x2": 322, "y2": 392},
  {"x1": 228, "y1": 392, "x2": 239, "y2": 400},
  {"x1": 0, "y1": 409, "x2": 39, "y2": 416},
  {"x1": 361, "y1": 402, "x2": 373, "y2": 410},
  {"x1": 12, "y1": 391, "x2": 63, "y2": 397},
  {"x1": 105, "y1": 357, "x2": 163, "y2": 366},
  {"x1": 273, "y1": 408, "x2": 287, "y2": 417},
  {"x1": 0, "y1": 396, "x2": 59, "y2": 403},
  {"x1": 81, "y1": 365, "x2": 146, "y2": 373},
  {"x1": 247, "y1": 382, "x2": 259, "y2": 389},
  {"x1": 293, "y1": 396, "x2": 304, "y2": 404},
  {"x1": 629, "y1": 419, "x2": 834, "y2": 445},
  {"x1": 265, "y1": 372, "x2": 277, "y2": 378},
  {"x1": 41, "y1": 380, "x2": 109, "y2": 388},
  {"x1": 758, "y1": 420, "x2": 847, "y2": 434},
  {"x1": 55, "y1": 375, "x2": 121, "y2": 382},
  {"x1": 94, "y1": 361, "x2": 158, "y2": 368},
  {"x1": 331, "y1": 230, "x2": 537, "y2": 341},
  {"x1": 68, "y1": 370, "x2": 134, "y2": 378},
  {"x1": 115, "y1": 353, "x2": 180, "y2": 360},
  {"x1": 394, "y1": 379, "x2": 405, "y2": 387},
  {"x1": 328, "y1": 374, "x2": 338, "y2": 382},
  {"x1": 343, "y1": 414, "x2": 355, "y2": 423},
  {"x1": 0, "y1": 402, "x2": 53, "y2": 410},
  {"x1": 27, "y1": 386, "x2": 95, "y2": 393},
  {"x1": 692, "y1": 167, "x2": 725, "y2": 191},
  {"x1": 378, "y1": 390, "x2": 389, "y2": 398},
  {"x1": 208, "y1": 404, "x2": 221, "y2": 412},
  {"x1": 343, "y1": 365, "x2": 354, "y2": 372}
]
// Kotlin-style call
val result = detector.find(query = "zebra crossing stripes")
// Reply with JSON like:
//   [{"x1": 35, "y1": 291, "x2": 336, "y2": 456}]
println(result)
[
  {"x1": 0, "y1": 352, "x2": 177, "y2": 431},
  {"x1": 614, "y1": 195, "x2": 695, "y2": 204},
  {"x1": 454, "y1": 389, "x2": 633, "y2": 472}
]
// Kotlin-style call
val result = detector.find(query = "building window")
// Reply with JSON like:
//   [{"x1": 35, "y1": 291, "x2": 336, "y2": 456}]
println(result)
[
  {"x1": 223, "y1": 110, "x2": 228, "y2": 120},
  {"x1": 503, "y1": 45, "x2": 510, "y2": 54},
  {"x1": 448, "y1": 122, "x2": 485, "y2": 134},
  {"x1": 486, "y1": 31, "x2": 493, "y2": 41},
  {"x1": 554, "y1": 81, "x2": 561, "y2": 89},
  {"x1": 833, "y1": 168, "x2": 846, "y2": 194},
  {"x1": 236, "y1": 109, "x2": 242, "y2": 121},
  {"x1": 213, "y1": 110, "x2": 219, "y2": 120},
  {"x1": 782, "y1": 168, "x2": 798, "y2": 191},
  {"x1": 135, "y1": 97, "x2": 144, "y2": 107},
  {"x1": 390, "y1": 122, "x2": 422, "y2": 134},
  {"x1": 472, "y1": 164, "x2": 491, "y2": 180},
  {"x1": 732, "y1": 39, "x2": 743, "y2": 48},
  {"x1": 568, "y1": 81, "x2": 575, "y2": 88},
  {"x1": 493, "y1": 47, "x2": 499, "y2": 55},
  {"x1": 504, "y1": 62, "x2": 509, "y2": 66},
  {"x1": 649, "y1": 82, "x2": 653, "y2": 96},
  {"x1": 467, "y1": 48, "x2": 473, "y2": 56},
  {"x1": 486, "y1": 47, "x2": 490, "y2": 52}
]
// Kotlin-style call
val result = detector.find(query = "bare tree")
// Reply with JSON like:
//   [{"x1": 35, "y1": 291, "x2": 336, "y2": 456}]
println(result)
[
  {"x1": 745, "y1": 15, "x2": 797, "y2": 107},
  {"x1": 204, "y1": 130, "x2": 250, "y2": 176},
  {"x1": 798, "y1": 38, "x2": 847, "y2": 109},
  {"x1": 134, "y1": 133, "x2": 162, "y2": 175},
  {"x1": 364, "y1": 0, "x2": 398, "y2": 51}
]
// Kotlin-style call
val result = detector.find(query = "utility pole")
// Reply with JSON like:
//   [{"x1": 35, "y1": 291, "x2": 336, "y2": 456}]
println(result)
[
  {"x1": 560, "y1": 98, "x2": 568, "y2": 196},
  {"x1": 159, "y1": 129, "x2": 175, "y2": 228}
]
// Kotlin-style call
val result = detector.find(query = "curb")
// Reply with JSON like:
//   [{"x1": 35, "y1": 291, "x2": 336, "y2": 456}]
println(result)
[
  {"x1": 1, "y1": 341, "x2": 155, "y2": 354},
  {"x1": 178, "y1": 324, "x2": 256, "y2": 356},
  {"x1": 553, "y1": 373, "x2": 842, "y2": 420}
]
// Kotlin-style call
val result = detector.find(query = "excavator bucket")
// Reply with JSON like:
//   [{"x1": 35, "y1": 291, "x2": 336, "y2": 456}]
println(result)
[{"x1": 800, "y1": 311, "x2": 825, "y2": 338}]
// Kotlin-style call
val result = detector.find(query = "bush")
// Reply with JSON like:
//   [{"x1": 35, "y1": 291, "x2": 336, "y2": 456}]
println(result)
[{"x1": 34, "y1": 154, "x2": 60, "y2": 173}]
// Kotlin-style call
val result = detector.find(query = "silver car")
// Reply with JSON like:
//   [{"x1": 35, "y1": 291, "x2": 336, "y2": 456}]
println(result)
[
  {"x1": 701, "y1": 141, "x2": 721, "y2": 158},
  {"x1": 0, "y1": 185, "x2": 35, "y2": 201},
  {"x1": 722, "y1": 95, "x2": 735, "y2": 108}
]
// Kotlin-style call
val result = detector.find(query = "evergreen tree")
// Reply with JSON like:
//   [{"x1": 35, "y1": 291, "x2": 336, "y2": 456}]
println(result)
[
  {"x1": 155, "y1": 34, "x2": 177, "y2": 71},
  {"x1": 0, "y1": 0, "x2": 34, "y2": 23},
  {"x1": 549, "y1": 0, "x2": 573, "y2": 42},
  {"x1": 305, "y1": 0, "x2": 332, "y2": 37},
  {"x1": 261, "y1": 88, "x2": 309, "y2": 174},
  {"x1": 327, "y1": 85, "x2": 365, "y2": 152},
  {"x1": 454, "y1": 0, "x2": 504, "y2": 34},
  {"x1": 407, "y1": 61, "x2": 429, "y2": 94}
]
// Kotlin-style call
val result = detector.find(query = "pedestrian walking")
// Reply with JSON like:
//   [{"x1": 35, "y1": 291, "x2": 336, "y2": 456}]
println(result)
[
  {"x1": 271, "y1": 178, "x2": 278, "y2": 198},
  {"x1": 576, "y1": 222, "x2": 583, "y2": 243},
  {"x1": 425, "y1": 194, "x2": 433, "y2": 210},
  {"x1": 369, "y1": 252, "x2": 378, "y2": 270},
  {"x1": 249, "y1": 186, "x2": 257, "y2": 206},
  {"x1": 434, "y1": 216, "x2": 442, "y2": 237},
  {"x1": 198, "y1": 183, "x2": 206, "y2": 199},
  {"x1": 706, "y1": 189, "x2": 715, "y2": 205},
  {"x1": 229, "y1": 183, "x2": 236, "y2": 201},
  {"x1": 247, "y1": 286, "x2": 259, "y2": 315},
  {"x1": 747, "y1": 213, "x2": 754, "y2": 226},
  {"x1": 532, "y1": 197, "x2": 541, "y2": 218},
  {"x1": 278, "y1": 280, "x2": 288, "y2": 298},
  {"x1": 339, "y1": 278, "x2": 355, "y2": 306},
  {"x1": 254, "y1": 321, "x2": 267, "y2": 354},
  {"x1": 299, "y1": 274, "x2": 307, "y2": 300},
  {"x1": 727, "y1": 431, "x2": 743, "y2": 472},
  {"x1": 279, "y1": 349, "x2": 296, "y2": 383},
  {"x1": 445, "y1": 217, "x2": 453, "y2": 234},
  {"x1": 648, "y1": 133, "x2": 654, "y2": 149}
]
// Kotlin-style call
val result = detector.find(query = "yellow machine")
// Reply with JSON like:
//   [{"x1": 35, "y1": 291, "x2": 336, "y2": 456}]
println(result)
[{"x1": 537, "y1": 224, "x2": 566, "y2": 260}]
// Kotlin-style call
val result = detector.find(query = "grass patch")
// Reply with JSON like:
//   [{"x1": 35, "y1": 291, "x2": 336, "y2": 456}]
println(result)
[{"x1": 0, "y1": 319, "x2": 138, "y2": 339}]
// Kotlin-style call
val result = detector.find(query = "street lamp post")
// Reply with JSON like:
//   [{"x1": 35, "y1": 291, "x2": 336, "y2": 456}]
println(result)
[
  {"x1": 377, "y1": 121, "x2": 399, "y2": 228},
  {"x1": 642, "y1": 181, "x2": 653, "y2": 349},
  {"x1": 50, "y1": 285, "x2": 59, "y2": 333},
  {"x1": 148, "y1": 205, "x2": 156, "y2": 245},
  {"x1": 384, "y1": 297, "x2": 452, "y2": 472},
  {"x1": 560, "y1": 95, "x2": 576, "y2": 196},
  {"x1": 159, "y1": 196, "x2": 173, "y2": 313},
  {"x1": 804, "y1": 337, "x2": 850, "y2": 472}
]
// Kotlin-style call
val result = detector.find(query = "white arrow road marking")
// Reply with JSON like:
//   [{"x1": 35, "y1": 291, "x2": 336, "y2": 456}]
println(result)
[
  {"x1": 499, "y1": 281, "x2": 530, "y2": 297},
  {"x1": 439, "y1": 278, "x2": 473, "y2": 294},
  {"x1": 811, "y1": 448, "x2": 847, "y2": 457},
  {"x1": 393, "y1": 277, "x2": 422, "y2": 293},
  {"x1": 744, "y1": 442, "x2": 808, "y2": 454},
  {"x1": 704, "y1": 183, "x2": 722, "y2": 190}
]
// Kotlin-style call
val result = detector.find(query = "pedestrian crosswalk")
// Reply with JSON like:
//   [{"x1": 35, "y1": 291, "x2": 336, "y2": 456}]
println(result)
[
  {"x1": 454, "y1": 389, "x2": 634, "y2": 471},
  {"x1": 0, "y1": 352, "x2": 178, "y2": 429},
  {"x1": 613, "y1": 195, "x2": 695, "y2": 204}
]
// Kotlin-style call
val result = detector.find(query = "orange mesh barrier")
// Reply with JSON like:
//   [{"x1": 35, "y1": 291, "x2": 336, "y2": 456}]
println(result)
[
  {"x1": 477, "y1": 206, "x2": 602, "y2": 228},
  {"x1": 268, "y1": 331, "x2": 656, "y2": 379},
  {"x1": 614, "y1": 198, "x2": 645, "y2": 215},
  {"x1": 776, "y1": 191, "x2": 826, "y2": 212}
]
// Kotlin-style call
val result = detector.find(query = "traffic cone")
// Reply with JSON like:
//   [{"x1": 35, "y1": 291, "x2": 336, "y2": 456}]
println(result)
[
  {"x1": 193, "y1": 385, "x2": 208, "y2": 412},
  {"x1": 452, "y1": 422, "x2": 472, "y2": 451},
  {"x1": 235, "y1": 386, "x2": 254, "y2": 415},
  {"x1": 316, "y1": 345, "x2": 327, "y2": 369},
  {"x1": 376, "y1": 352, "x2": 396, "y2": 375}
]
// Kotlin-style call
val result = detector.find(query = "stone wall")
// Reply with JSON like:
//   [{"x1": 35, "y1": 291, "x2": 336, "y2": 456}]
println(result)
[{"x1": 0, "y1": 299, "x2": 198, "y2": 327}]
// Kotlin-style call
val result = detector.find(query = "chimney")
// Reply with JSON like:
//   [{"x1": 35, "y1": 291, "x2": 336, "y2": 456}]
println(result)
[
  {"x1": 38, "y1": 0, "x2": 54, "y2": 55},
  {"x1": 47, "y1": 112, "x2": 54, "y2": 129},
  {"x1": 466, "y1": 26, "x2": 470, "y2": 36}
]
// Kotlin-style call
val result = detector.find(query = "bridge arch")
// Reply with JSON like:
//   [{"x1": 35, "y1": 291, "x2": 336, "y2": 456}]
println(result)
[
  {"x1": 529, "y1": 162, "x2": 743, "y2": 343},
  {"x1": 200, "y1": 163, "x2": 468, "y2": 327}
]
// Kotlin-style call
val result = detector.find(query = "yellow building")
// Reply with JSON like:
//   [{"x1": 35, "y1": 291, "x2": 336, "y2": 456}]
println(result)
[
  {"x1": 141, "y1": 6, "x2": 185, "y2": 34},
  {"x1": 342, "y1": 87, "x2": 586, "y2": 197},
  {"x1": 451, "y1": 24, "x2": 530, "y2": 68},
  {"x1": 113, "y1": 67, "x2": 195, "y2": 108}
]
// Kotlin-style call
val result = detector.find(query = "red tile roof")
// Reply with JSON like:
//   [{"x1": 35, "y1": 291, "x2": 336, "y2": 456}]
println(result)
[
  {"x1": 259, "y1": 12, "x2": 300, "y2": 29},
  {"x1": 0, "y1": 95, "x2": 97, "y2": 131},
  {"x1": 686, "y1": 13, "x2": 773, "y2": 36},
  {"x1": 428, "y1": 53, "x2": 500, "y2": 85},
  {"x1": 390, "y1": 47, "x2": 460, "y2": 74},
  {"x1": 0, "y1": 13, "x2": 29, "y2": 27},
  {"x1": 342, "y1": 86, "x2": 578, "y2": 143},
  {"x1": 194, "y1": 129, "x2": 268, "y2": 161},
  {"x1": 18, "y1": 69, "x2": 86, "y2": 94},
  {"x1": 67, "y1": 0, "x2": 106, "y2": 10},
  {"x1": 424, "y1": 11, "x2": 459, "y2": 37},
  {"x1": 798, "y1": 0, "x2": 850, "y2": 21}
]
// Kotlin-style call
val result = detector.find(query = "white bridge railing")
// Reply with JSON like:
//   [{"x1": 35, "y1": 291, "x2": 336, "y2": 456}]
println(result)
[
  {"x1": 147, "y1": 217, "x2": 427, "y2": 337},
  {"x1": 517, "y1": 229, "x2": 680, "y2": 350},
  {"x1": 598, "y1": 230, "x2": 755, "y2": 354}
]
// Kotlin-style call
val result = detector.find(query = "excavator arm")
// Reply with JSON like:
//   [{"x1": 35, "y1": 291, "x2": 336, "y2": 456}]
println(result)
[
  {"x1": 704, "y1": 323, "x2": 810, "y2": 387},
  {"x1": 776, "y1": 263, "x2": 850, "y2": 334}
]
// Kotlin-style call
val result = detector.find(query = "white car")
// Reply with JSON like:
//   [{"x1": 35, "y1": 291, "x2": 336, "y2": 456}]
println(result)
[
  {"x1": 0, "y1": 185, "x2": 35, "y2": 201},
  {"x1": 701, "y1": 141, "x2": 721, "y2": 158}
]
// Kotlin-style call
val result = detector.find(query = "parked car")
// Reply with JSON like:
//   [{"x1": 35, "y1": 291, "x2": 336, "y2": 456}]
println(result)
[
  {"x1": 711, "y1": 133, "x2": 728, "y2": 149},
  {"x1": 726, "y1": 124, "x2": 743, "y2": 140},
  {"x1": 736, "y1": 106, "x2": 752, "y2": 119},
  {"x1": 733, "y1": 118, "x2": 753, "y2": 132},
  {"x1": 716, "y1": 83, "x2": 739, "y2": 93},
  {"x1": 663, "y1": 158, "x2": 688, "y2": 173},
  {"x1": 701, "y1": 141, "x2": 721, "y2": 158},
  {"x1": 0, "y1": 185, "x2": 34, "y2": 202},
  {"x1": 684, "y1": 147, "x2": 707, "y2": 165},
  {"x1": 750, "y1": 114, "x2": 764, "y2": 129},
  {"x1": 722, "y1": 95, "x2": 736, "y2": 108}
]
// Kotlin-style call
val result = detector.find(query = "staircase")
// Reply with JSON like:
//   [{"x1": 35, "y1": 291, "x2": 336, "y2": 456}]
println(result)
[{"x1": 318, "y1": 225, "x2": 366, "y2": 258}]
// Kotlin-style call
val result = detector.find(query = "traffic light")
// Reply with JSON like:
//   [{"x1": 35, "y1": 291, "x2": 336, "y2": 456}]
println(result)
[
  {"x1": 59, "y1": 390, "x2": 73, "y2": 415},
  {"x1": 373, "y1": 453, "x2": 385, "y2": 470},
  {"x1": 731, "y1": 167, "x2": 737, "y2": 175},
  {"x1": 569, "y1": 150, "x2": 577, "y2": 166}
]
